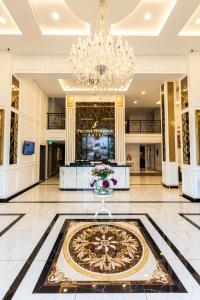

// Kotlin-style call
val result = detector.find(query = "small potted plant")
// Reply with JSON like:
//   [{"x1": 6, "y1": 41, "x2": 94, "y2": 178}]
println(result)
[{"x1": 90, "y1": 164, "x2": 117, "y2": 195}]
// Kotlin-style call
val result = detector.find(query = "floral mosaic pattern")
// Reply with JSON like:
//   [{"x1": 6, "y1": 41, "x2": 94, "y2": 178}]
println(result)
[
  {"x1": 68, "y1": 224, "x2": 143, "y2": 274},
  {"x1": 34, "y1": 219, "x2": 186, "y2": 294}
]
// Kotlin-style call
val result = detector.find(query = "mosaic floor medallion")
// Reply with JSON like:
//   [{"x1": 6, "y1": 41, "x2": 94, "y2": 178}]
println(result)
[{"x1": 34, "y1": 219, "x2": 186, "y2": 293}]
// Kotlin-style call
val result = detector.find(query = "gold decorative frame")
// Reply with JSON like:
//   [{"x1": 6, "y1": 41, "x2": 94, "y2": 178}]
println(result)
[
  {"x1": 9, "y1": 111, "x2": 18, "y2": 164},
  {"x1": 181, "y1": 76, "x2": 188, "y2": 110},
  {"x1": 161, "y1": 93, "x2": 166, "y2": 161},
  {"x1": 195, "y1": 110, "x2": 200, "y2": 165},
  {"x1": 0, "y1": 109, "x2": 4, "y2": 165},
  {"x1": 167, "y1": 82, "x2": 176, "y2": 162},
  {"x1": 11, "y1": 76, "x2": 19, "y2": 109},
  {"x1": 182, "y1": 112, "x2": 190, "y2": 165}
]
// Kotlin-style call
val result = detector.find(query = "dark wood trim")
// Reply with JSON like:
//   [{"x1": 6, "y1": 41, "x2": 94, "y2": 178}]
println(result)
[{"x1": 0, "y1": 182, "x2": 39, "y2": 203}]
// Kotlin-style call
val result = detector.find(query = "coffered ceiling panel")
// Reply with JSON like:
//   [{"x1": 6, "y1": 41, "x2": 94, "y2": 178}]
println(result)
[
  {"x1": 111, "y1": 0, "x2": 177, "y2": 36},
  {"x1": 0, "y1": 0, "x2": 200, "y2": 55},
  {"x1": 179, "y1": 4, "x2": 200, "y2": 36},
  {"x1": 0, "y1": 0, "x2": 21, "y2": 34},
  {"x1": 28, "y1": 0, "x2": 90, "y2": 35}
]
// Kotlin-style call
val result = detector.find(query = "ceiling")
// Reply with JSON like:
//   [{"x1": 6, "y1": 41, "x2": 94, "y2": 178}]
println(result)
[
  {"x1": 0, "y1": 0, "x2": 200, "y2": 55},
  {"x1": 28, "y1": 73, "x2": 181, "y2": 108},
  {"x1": 1, "y1": 0, "x2": 199, "y2": 107}
]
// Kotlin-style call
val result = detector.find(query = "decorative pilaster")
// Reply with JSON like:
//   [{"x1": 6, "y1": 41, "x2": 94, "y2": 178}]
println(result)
[
  {"x1": 160, "y1": 81, "x2": 178, "y2": 187},
  {"x1": 0, "y1": 52, "x2": 12, "y2": 198},
  {"x1": 181, "y1": 54, "x2": 200, "y2": 201},
  {"x1": 0, "y1": 52, "x2": 12, "y2": 167},
  {"x1": 65, "y1": 96, "x2": 75, "y2": 164},
  {"x1": 115, "y1": 96, "x2": 125, "y2": 164}
]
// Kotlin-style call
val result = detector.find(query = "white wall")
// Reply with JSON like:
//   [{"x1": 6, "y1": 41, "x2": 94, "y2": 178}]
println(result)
[
  {"x1": 0, "y1": 76, "x2": 48, "y2": 199},
  {"x1": 125, "y1": 144, "x2": 140, "y2": 170},
  {"x1": 125, "y1": 143, "x2": 162, "y2": 171}
]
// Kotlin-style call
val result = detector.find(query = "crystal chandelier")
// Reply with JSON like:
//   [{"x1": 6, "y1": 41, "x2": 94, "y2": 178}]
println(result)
[{"x1": 69, "y1": 0, "x2": 135, "y2": 93}]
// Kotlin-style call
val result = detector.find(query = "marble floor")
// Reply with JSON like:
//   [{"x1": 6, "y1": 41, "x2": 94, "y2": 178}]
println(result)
[{"x1": 0, "y1": 176, "x2": 199, "y2": 300}]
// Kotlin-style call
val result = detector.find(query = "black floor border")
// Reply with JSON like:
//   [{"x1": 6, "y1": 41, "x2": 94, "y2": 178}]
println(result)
[
  {"x1": 162, "y1": 183, "x2": 179, "y2": 189},
  {"x1": 0, "y1": 214, "x2": 25, "y2": 237},
  {"x1": 5, "y1": 201, "x2": 192, "y2": 204},
  {"x1": 179, "y1": 213, "x2": 200, "y2": 230},
  {"x1": 0, "y1": 183, "x2": 39, "y2": 203},
  {"x1": 60, "y1": 188, "x2": 130, "y2": 191},
  {"x1": 3, "y1": 213, "x2": 200, "y2": 300},
  {"x1": 182, "y1": 194, "x2": 200, "y2": 202}
]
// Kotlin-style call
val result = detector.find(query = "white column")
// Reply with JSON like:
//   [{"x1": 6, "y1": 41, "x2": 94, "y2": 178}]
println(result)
[
  {"x1": 0, "y1": 52, "x2": 12, "y2": 198},
  {"x1": 181, "y1": 54, "x2": 200, "y2": 201},
  {"x1": 115, "y1": 96, "x2": 125, "y2": 164},
  {"x1": 160, "y1": 81, "x2": 179, "y2": 187},
  {"x1": 65, "y1": 96, "x2": 75, "y2": 164}
]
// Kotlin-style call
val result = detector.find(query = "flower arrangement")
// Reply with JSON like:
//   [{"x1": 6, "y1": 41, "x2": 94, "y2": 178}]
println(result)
[{"x1": 90, "y1": 164, "x2": 117, "y2": 195}]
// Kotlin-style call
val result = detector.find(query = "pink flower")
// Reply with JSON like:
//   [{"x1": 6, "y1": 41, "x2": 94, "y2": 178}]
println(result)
[
  {"x1": 111, "y1": 178, "x2": 117, "y2": 186},
  {"x1": 103, "y1": 180, "x2": 110, "y2": 189}
]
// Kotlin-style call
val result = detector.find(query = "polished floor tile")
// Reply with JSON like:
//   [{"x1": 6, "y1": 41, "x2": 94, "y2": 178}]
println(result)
[{"x1": 0, "y1": 176, "x2": 199, "y2": 299}]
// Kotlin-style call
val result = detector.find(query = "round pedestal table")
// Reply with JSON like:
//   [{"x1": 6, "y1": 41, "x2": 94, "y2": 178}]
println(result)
[{"x1": 92, "y1": 191, "x2": 113, "y2": 218}]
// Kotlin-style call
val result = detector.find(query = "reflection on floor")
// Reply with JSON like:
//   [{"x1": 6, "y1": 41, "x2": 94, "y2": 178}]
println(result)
[
  {"x1": 131, "y1": 170, "x2": 162, "y2": 176},
  {"x1": 130, "y1": 175, "x2": 162, "y2": 185},
  {"x1": 34, "y1": 219, "x2": 185, "y2": 294},
  {"x1": 0, "y1": 177, "x2": 199, "y2": 299}
]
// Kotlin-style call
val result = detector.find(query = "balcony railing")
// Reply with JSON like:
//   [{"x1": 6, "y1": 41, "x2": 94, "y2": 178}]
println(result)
[
  {"x1": 47, "y1": 113, "x2": 65, "y2": 129},
  {"x1": 125, "y1": 120, "x2": 161, "y2": 134}
]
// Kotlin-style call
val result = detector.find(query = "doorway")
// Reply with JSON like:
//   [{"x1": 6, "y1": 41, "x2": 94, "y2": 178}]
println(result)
[
  {"x1": 47, "y1": 141, "x2": 65, "y2": 178},
  {"x1": 140, "y1": 145, "x2": 145, "y2": 169},
  {"x1": 39, "y1": 145, "x2": 46, "y2": 182}
]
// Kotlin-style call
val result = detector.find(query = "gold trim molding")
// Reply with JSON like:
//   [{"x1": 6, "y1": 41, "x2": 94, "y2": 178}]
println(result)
[
  {"x1": 67, "y1": 96, "x2": 75, "y2": 108},
  {"x1": 195, "y1": 110, "x2": 200, "y2": 165},
  {"x1": 167, "y1": 82, "x2": 176, "y2": 162},
  {"x1": 116, "y1": 96, "x2": 124, "y2": 108},
  {"x1": 0, "y1": 109, "x2": 4, "y2": 165}
]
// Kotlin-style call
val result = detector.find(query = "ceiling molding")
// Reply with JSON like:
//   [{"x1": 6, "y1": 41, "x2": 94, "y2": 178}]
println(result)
[
  {"x1": 0, "y1": 0, "x2": 21, "y2": 35},
  {"x1": 111, "y1": 0, "x2": 177, "y2": 36}
]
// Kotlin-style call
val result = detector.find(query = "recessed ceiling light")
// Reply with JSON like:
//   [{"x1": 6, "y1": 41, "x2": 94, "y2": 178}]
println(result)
[
  {"x1": 133, "y1": 101, "x2": 138, "y2": 104},
  {"x1": 195, "y1": 18, "x2": 200, "y2": 25},
  {"x1": 144, "y1": 12, "x2": 152, "y2": 21},
  {"x1": 141, "y1": 91, "x2": 146, "y2": 95},
  {"x1": 156, "y1": 101, "x2": 161, "y2": 105},
  {"x1": 0, "y1": 16, "x2": 6, "y2": 24},
  {"x1": 51, "y1": 12, "x2": 60, "y2": 21}
]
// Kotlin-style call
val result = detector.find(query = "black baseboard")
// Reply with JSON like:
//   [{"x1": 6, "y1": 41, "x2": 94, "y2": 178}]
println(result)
[
  {"x1": 162, "y1": 183, "x2": 178, "y2": 189},
  {"x1": 182, "y1": 193, "x2": 200, "y2": 202},
  {"x1": 60, "y1": 188, "x2": 129, "y2": 191},
  {"x1": 0, "y1": 182, "x2": 39, "y2": 202}
]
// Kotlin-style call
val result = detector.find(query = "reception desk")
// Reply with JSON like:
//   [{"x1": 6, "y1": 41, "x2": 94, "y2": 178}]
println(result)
[{"x1": 60, "y1": 164, "x2": 130, "y2": 190}]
